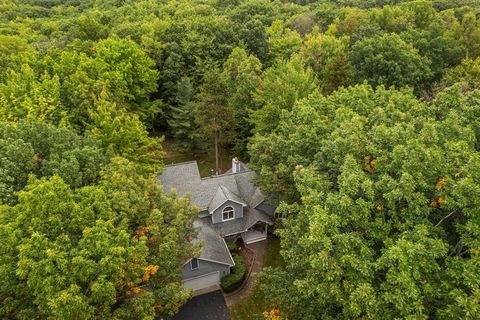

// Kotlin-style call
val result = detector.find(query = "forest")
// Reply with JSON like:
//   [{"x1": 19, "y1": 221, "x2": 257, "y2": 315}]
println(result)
[{"x1": 0, "y1": 0, "x2": 479, "y2": 319}]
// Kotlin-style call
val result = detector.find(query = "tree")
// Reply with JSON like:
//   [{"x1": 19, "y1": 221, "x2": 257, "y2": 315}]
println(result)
[
  {"x1": 52, "y1": 37, "x2": 160, "y2": 128},
  {"x1": 254, "y1": 84, "x2": 480, "y2": 319},
  {"x1": 251, "y1": 57, "x2": 318, "y2": 136},
  {"x1": 0, "y1": 121, "x2": 106, "y2": 204},
  {"x1": 222, "y1": 47, "x2": 263, "y2": 157},
  {"x1": 167, "y1": 77, "x2": 199, "y2": 151},
  {"x1": 88, "y1": 91, "x2": 163, "y2": 173},
  {"x1": 297, "y1": 29, "x2": 353, "y2": 94},
  {"x1": 454, "y1": 12, "x2": 480, "y2": 59},
  {"x1": 266, "y1": 20, "x2": 302, "y2": 64},
  {"x1": 194, "y1": 68, "x2": 234, "y2": 174},
  {"x1": 326, "y1": 7, "x2": 381, "y2": 43},
  {"x1": 0, "y1": 35, "x2": 35, "y2": 77},
  {"x1": 350, "y1": 33, "x2": 432, "y2": 91},
  {"x1": 400, "y1": 28, "x2": 466, "y2": 83},
  {"x1": 440, "y1": 57, "x2": 480, "y2": 92},
  {"x1": 0, "y1": 65, "x2": 67, "y2": 124}
]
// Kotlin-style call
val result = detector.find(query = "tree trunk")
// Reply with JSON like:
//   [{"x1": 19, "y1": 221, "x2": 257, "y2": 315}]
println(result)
[
  {"x1": 214, "y1": 128, "x2": 219, "y2": 175},
  {"x1": 219, "y1": 130, "x2": 222, "y2": 174}
]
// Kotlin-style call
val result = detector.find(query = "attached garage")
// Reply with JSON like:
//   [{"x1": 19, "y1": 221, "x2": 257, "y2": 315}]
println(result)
[{"x1": 183, "y1": 271, "x2": 220, "y2": 291}]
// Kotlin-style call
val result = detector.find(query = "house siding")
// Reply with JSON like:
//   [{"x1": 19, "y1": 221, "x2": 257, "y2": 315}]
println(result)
[
  {"x1": 211, "y1": 200, "x2": 243, "y2": 224},
  {"x1": 182, "y1": 259, "x2": 231, "y2": 280}
]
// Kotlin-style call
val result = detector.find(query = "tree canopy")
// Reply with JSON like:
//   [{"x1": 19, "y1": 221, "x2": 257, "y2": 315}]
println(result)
[{"x1": 1, "y1": 0, "x2": 480, "y2": 319}]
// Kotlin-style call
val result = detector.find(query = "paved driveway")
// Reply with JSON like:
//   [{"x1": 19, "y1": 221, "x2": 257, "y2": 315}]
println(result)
[{"x1": 164, "y1": 290, "x2": 231, "y2": 320}]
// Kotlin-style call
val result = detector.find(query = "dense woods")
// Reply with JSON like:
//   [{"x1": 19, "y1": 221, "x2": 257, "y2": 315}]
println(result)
[{"x1": 1, "y1": 0, "x2": 480, "y2": 319}]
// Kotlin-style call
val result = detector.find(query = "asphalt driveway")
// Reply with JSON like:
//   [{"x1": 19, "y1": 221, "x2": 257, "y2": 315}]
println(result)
[{"x1": 164, "y1": 290, "x2": 231, "y2": 320}]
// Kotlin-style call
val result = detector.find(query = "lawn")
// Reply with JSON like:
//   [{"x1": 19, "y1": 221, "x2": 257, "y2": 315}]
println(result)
[
  {"x1": 162, "y1": 139, "x2": 233, "y2": 177},
  {"x1": 229, "y1": 237, "x2": 285, "y2": 320}
]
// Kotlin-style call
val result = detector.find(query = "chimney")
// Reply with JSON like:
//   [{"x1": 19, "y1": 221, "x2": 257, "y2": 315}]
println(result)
[{"x1": 232, "y1": 157, "x2": 241, "y2": 173}]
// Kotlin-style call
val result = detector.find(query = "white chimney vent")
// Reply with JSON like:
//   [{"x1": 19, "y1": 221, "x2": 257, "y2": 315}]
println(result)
[{"x1": 232, "y1": 157, "x2": 241, "y2": 173}]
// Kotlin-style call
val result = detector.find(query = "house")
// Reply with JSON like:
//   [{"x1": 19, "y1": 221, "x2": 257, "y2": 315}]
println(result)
[{"x1": 158, "y1": 158, "x2": 275, "y2": 292}]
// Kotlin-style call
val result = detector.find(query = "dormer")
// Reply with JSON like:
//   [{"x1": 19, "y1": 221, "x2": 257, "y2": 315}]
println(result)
[{"x1": 208, "y1": 185, "x2": 247, "y2": 224}]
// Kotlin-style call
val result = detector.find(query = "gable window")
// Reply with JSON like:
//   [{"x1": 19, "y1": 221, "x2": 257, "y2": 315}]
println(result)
[
  {"x1": 190, "y1": 258, "x2": 198, "y2": 270},
  {"x1": 222, "y1": 206, "x2": 235, "y2": 221}
]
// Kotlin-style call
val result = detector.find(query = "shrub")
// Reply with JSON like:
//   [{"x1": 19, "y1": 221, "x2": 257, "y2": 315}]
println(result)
[
  {"x1": 221, "y1": 254, "x2": 246, "y2": 293},
  {"x1": 227, "y1": 242, "x2": 237, "y2": 253}
]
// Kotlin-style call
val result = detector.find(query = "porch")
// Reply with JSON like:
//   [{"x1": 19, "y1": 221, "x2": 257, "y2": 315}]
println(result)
[{"x1": 244, "y1": 221, "x2": 268, "y2": 244}]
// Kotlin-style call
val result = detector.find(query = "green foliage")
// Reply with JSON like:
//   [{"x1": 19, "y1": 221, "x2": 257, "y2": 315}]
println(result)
[
  {"x1": 350, "y1": 33, "x2": 432, "y2": 89},
  {"x1": 88, "y1": 92, "x2": 163, "y2": 173},
  {"x1": 221, "y1": 254, "x2": 247, "y2": 293},
  {"x1": 222, "y1": 47, "x2": 263, "y2": 157},
  {"x1": 194, "y1": 68, "x2": 233, "y2": 153},
  {"x1": 454, "y1": 12, "x2": 480, "y2": 58},
  {"x1": 0, "y1": 65, "x2": 66, "y2": 124},
  {"x1": 251, "y1": 57, "x2": 318, "y2": 136},
  {"x1": 266, "y1": 20, "x2": 302, "y2": 63},
  {"x1": 51, "y1": 37, "x2": 160, "y2": 127},
  {"x1": 440, "y1": 57, "x2": 480, "y2": 92},
  {"x1": 0, "y1": 121, "x2": 105, "y2": 204},
  {"x1": 227, "y1": 242, "x2": 238, "y2": 253},
  {"x1": 297, "y1": 28, "x2": 352, "y2": 94},
  {"x1": 252, "y1": 84, "x2": 480, "y2": 319},
  {"x1": 0, "y1": 157, "x2": 198, "y2": 319},
  {"x1": 2, "y1": 1, "x2": 480, "y2": 318}
]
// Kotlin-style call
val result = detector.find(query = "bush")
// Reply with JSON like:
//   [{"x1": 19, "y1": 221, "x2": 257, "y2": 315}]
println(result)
[
  {"x1": 221, "y1": 254, "x2": 247, "y2": 293},
  {"x1": 227, "y1": 242, "x2": 237, "y2": 253}
]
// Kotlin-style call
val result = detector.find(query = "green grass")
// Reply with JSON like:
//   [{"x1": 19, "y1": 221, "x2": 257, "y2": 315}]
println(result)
[
  {"x1": 162, "y1": 139, "x2": 233, "y2": 177},
  {"x1": 229, "y1": 237, "x2": 285, "y2": 320}
]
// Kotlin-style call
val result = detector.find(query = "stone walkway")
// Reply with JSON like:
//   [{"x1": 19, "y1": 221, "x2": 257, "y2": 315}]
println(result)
[{"x1": 224, "y1": 240, "x2": 268, "y2": 306}]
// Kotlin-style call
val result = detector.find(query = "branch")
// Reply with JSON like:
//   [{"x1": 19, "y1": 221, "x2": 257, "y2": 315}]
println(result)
[{"x1": 435, "y1": 209, "x2": 458, "y2": 228}]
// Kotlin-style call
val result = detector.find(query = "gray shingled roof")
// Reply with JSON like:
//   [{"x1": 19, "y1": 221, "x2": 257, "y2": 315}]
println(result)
[
  {"x1": 208, "y1": 185, "x2": 246, "y2": 212},
  {"x1": 158, "y1": 161, "x2": 266, "y2": 211},
  {"x1": 193, "y1": 220, "x2": 234, "y2": 266}
]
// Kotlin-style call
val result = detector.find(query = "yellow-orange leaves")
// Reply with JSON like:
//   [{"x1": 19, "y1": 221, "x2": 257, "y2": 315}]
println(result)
[
  {"x1": 262, "y1": 309, "x2": 288, "y2": 320},
  {"x1": 142, "y1": 264, "x2": 159, "y2": 282},
  {"x1": 133, "y1": 287, "x2": 142, "y2": 294},
  {"x1": 135, "y1": 226, "x2": 149, "y2": 239},
  {"x1": 431, "y1": 196, "x2": 446, "y2": 208},
  {"x1": 438, "y1": 196, "x2": 446, "y2": 206},
  {"x1": 436, "y1": 177, "x2": 446, "y2": 191},
  {"x1": 364, "y1": 155, "x2": 377, "y2": 173}
]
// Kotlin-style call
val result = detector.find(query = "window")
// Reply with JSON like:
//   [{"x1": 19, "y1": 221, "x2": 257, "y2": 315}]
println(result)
[
  {"x1": 222, "y1": 206, "x2": 234, "y2": 221},
  {"x1": 275, "y1": 211, "x2": 286, "y2": 220},
  {"x1": 190, "y1": 258, "x2": 198, "y2": 270}
]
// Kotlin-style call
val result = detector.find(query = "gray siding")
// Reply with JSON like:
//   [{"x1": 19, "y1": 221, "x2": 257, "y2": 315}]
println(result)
[
  {"x1": 211, "y1": 200, "x2": 243, "y2": 224},
  {"x1": 182, "y1": 259, "x2": 231, "y2": 279}
]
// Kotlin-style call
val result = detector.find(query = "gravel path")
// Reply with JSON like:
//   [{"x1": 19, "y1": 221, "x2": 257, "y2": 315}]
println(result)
[{"x1": 224, "y1": 240, "x2": 268, "y2": 306}]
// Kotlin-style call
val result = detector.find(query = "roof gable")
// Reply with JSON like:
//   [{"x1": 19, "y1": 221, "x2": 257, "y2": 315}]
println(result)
[{"x1": 208, "y1": 185, "x2": 246, "y2": 213}]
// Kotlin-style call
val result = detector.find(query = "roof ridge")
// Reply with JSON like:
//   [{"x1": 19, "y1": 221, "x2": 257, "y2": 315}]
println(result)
[
  {"x1": 207, "y1": 184, "x2": 226, "y2": 212},
  {"x1": 219, "y1": 184, "x2": 227, "y2": 197},
  {"x1": 220, "y1": 183, "x2": 243, "y2": 200},
  {"x1": 164, "y1": 160, "x2": 198, "y2": 167},
  {"x1": 201, "y1": 169, "x2": 253, "y2": 181}
]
